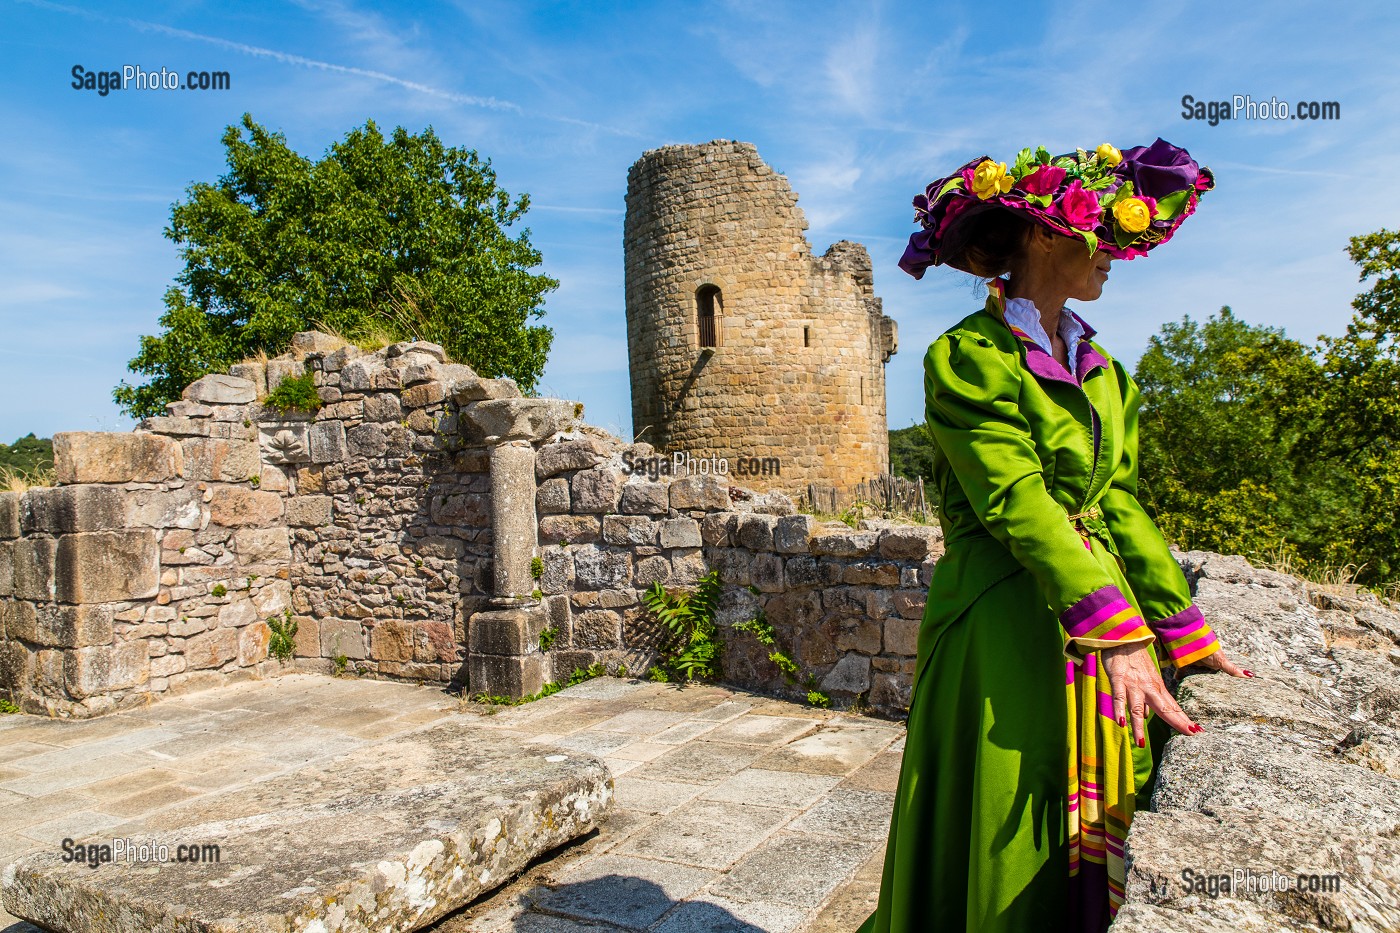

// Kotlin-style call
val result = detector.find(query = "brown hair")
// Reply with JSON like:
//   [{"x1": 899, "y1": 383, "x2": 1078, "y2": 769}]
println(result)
[{"x1": 940, "y1": 206, "x2": 1036, "y2": 279}]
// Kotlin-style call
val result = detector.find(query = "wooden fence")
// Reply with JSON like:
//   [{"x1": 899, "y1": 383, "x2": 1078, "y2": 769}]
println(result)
[{"x1": 800, "y1": 473, "x2": 934, "y2": 521}]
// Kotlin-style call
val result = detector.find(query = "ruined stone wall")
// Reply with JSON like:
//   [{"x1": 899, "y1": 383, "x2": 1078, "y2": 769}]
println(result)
[
  {"x1": 519, "y1": 432, "x2": 940, "y2": 716},
  {"x1": 0, "y1": 333, "x2": 532, "y2": 716},
  {"x1": 624, "y1": 140, "x2": 899, "y2": 499}
]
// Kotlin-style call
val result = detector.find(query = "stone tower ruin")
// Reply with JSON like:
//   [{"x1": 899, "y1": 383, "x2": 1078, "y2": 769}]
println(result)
[{"x1": 624, "y1": 140, "x2": 898, "y2": 498}]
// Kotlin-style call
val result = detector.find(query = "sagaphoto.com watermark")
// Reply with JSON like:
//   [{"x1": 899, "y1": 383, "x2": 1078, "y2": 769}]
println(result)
[
  {"x1": 61, "y1": 836, "x2": 221, "y2": 870},
  {"x1": 71, "y1": 64, "x2": 231, "y2": 97},
  {"x1": 1181, "y1": 94, "x2": 1340, "y2": 126}
]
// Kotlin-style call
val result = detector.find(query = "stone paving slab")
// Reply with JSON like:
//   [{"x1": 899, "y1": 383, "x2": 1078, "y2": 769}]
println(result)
[
  {"x1": 3, "y1": 721, "x2": 613, "y2": 933},
  {"x1": 0, "y1": 675, "x2": 905, "y2": 933}
]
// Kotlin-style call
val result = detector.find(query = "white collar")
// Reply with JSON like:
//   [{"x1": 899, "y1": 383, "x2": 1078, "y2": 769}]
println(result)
[{"x1": 1003, "y1": 295, "x2": 1086, "y2": 377}]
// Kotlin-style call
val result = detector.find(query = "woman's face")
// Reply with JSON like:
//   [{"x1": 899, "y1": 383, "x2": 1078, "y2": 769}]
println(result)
[{"x1": 1022, "y1": 226, "x2": 1113, "y2": 301}]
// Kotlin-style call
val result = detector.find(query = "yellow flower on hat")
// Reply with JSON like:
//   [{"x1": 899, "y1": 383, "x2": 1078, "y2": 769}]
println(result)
[
  {"x1": 1096, "y1": 143, "x2": 1123, "y2": 166},
  {"x1": 1113, "y1": 196, "x2": 1152, "y2": 234},
  {"x1": 970, "y1": 160, "x2": 1013, "y2": 199}
]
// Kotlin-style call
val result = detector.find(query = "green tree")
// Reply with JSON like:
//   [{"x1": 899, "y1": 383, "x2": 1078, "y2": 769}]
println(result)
[
  {"x1": 1296, "y1": 228, "x2": 1400, "y2": 582},
  {"x1": 115, "y1": 114, "x2": 558, "y2": 417},
  {"x1": 1133, "y1": 307, "x2": 1326, "y2": 563}
]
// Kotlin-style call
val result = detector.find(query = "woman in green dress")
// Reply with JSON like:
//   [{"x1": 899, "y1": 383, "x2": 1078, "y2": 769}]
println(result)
[{"x1": 858, "y1": 140, "x2": 1251, "y2": 933}]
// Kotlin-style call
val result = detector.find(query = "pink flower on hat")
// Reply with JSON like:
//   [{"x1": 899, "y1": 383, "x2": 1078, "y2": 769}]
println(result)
[
  {"x1": 1016, "y1": 164, "x2": 1066, "y2": 197},
  {"x1": 1052, "y1": 179, "x2": 1102, "y2": 231}
]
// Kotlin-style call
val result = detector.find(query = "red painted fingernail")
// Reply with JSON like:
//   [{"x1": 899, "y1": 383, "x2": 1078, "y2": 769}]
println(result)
[
  {"x1": 1137, "y1": 737, "x2": 1145, "y2": 747},
  {"x1": 1190, "y1": 724, "x2": 1202, "y2": 733},
  {"x1": 1118, "y1": 716, "x2": 1126, "y2": 727},
  {"x1": 1243, "y1": 670, "x2": 1254, "y2": 678}
]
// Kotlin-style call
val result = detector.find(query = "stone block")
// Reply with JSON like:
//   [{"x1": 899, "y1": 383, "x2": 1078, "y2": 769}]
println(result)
[
  {"x1": 810, "y1": 530, "x2": 879, "y2": 557},
  {"x1": 227, "y1": 362, "x2": 266, "y2": 397},
  {"x1": 660, "y1": 517, "x2": 703, "y2": 549},
  {"x1": 414, "y1": 621, "x2": 457, "y2": 663},
  {"x1": 603, "y1": 515, "x2": 657, "y2": 546},
  {"x1": 233, "y1": 527, "x2": 292, "y2": 565},
  {"x1": 669, "y1": 474, "x2": 729, "y2": 511},
  {"x1": 620, "y1": 480, "x2": 669, "y2": 515},
  {"x1": 883, "y1": 617, "x2": 920, "y2": 657},
  {"x1": 469, "y1": 607, "x2": 546, "y2": 657},
  {"x1": 27, "y1": 603, "x2": 115, "y2": 648},
  {"x1": 573, "y1": 545, "x2": 633, "y2": 589},
  {"x1": 346, "y1": 422, "x2": 387, "y2": 458},
  {"x1": 363, "y1": 393, "x2": 402, "y2": 422},
  {"x1": 309, "y1": 420, "x2": 347, "y2": 463},
  {"x1": 571, "y1": 469, "x2": 622, "y2": 513},
  {"x1": 0, "y1": 639, "x2": 33, "y2": 692},
  {"x1": 774, "y1": 514, "x2": 818, "y2": 553},
  {"x1": 573, "y1": 609, "x2": 622, "y2": 648},
  {"x1": 878, "y1": 525, "x2": 941, "y2": 559},
  {"x1": 53, "y1": 432, "x2": 182, "y2": 484},
  {"x1": 535, "y1": 439, "x2": 605, "y2": 478},
  {"x1": 207, "y1": 487, "x2": 284, "y2": 527},
  {"x1": 52, "y1": 531, "x2": 158, "y2": 603},
  {"x1": 181, "y1": 438, "x2": 261, "y2": 483},
  {"x1": 182, "y1": 373, "x2": 257, "y2": 405},
  {"x1": 701, "y1": 512, "x2": 738, "y2": 546},
  {"x1": 21, "y1": 484, "x2": 127, "y2": 534},
  {"x1": 0, "y1": 540, "x2": 12, "y2": 598},
  {"x1": 536, "y1": 477, "x2": 571, "y2": 514},
  {"x1": 401, "y1": 381, "x2": 446, "y2": 409},
  {"x1": 469, "y1": 651, "x2": 547, "y2": 698},
  {"x1": 265, "y1": 358, "x2": 306, "y2": 392},
  {"x1": 127, "y1": 487, "x2": 203, "y2": 530},
  {"x1": 1, "y1": 724, "x2": 611, "y2": 933},
  {"x1": 285, "y1": 495, "x2": 334, "y2": 527},
  {"x1": 370, "y1": 620, "x2": 415, "y2": 662},
  {"x1": 320, "y1": 619, "x2": 367, "y2": 659},
  {"x1": 735, "y1": 514, "x2": 777, "y2": 550},
  {"x1": 539, "y1": 514, "x2": 601, "y2": 544},
  {"x1": 184, "y1": 627, "x2": 240, "y2": 670},
  {"x1": 0, "y1": 491, "x2": 19, "y2": 538},
  {"x1": 751, "y1": 551, "x2": 784, "y2": 592},
  {"x1": 463, "y1": 398, "x2": 575, "y2": 444},
  {"x1": 64, "y1": 641, "x2": 150, "y2": 697},
  {"x1": 238, "y1": 621, "x2": 272, "y2": 666}
]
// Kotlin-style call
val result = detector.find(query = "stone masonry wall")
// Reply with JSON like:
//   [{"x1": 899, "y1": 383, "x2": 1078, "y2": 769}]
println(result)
[
  {"x1": 0, "y1": 332, "x2": 537, "y2": 717},
  {"x1": 525, "y1": 430, "x2": 941, "y2": 716},
  {"x1": 624, "y1": 140, "x2": 899, "y2": 499}
]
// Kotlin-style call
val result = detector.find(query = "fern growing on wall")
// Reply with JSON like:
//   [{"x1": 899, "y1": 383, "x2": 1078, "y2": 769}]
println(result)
[{"x1": 642, "y1": 569, "x2": 723, "y2": 682}]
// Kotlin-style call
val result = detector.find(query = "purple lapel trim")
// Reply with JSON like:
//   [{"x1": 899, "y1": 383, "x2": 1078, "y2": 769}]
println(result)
[
  {"x1": 1068, "y1": 310, "x2": 1109, "y2": 384},
  {"x1": 984, "y1": 279, "x2": 1081, "y2": 388}
]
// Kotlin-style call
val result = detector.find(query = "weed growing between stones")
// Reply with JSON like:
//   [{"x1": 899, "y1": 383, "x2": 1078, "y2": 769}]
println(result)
[
  {"x1": 332, "y1": 654, "x2": 350, "y2": 676},
  {"x1": 262, "y1": 371, "x2": 322, "y2": 415},
  {"x1": 0, "y1": 698, "x2": 20, "y2": 714},
  {"x1": 210, "y1": 584, "x2": 227, "y2": 598},
  {"x1": 733, "y1": 605, "x2": 832, "y2": 708},
  {"x1": 538, "y1": 627, "x2": 558, "y2": 653},
  {"x1": 470, "y1": 662, "x2": 606, "y2": 708},
  {"x1": 643, "y1": 569, "x2": 722, "y2": 683},
  {"x1": 267, "y1": 609, "x2": 298, "y2": 663}
]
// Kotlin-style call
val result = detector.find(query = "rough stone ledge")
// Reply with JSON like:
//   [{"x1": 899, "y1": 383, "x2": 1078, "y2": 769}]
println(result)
[{"x1": 1, "y1": 722, "x2": 613, "y2": 933}]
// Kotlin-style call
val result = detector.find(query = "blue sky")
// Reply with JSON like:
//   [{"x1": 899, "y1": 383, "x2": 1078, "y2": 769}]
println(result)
[{"x1": 2, "y1": 0, "x2": 1397, "y2": 444}]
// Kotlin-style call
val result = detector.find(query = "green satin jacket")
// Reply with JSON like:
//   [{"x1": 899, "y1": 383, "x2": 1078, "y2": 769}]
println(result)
[{"x1": 922, "y1": 277, "x2": 1219, "y2": 668}]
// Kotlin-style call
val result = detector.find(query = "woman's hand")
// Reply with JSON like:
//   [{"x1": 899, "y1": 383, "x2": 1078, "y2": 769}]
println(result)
[
  {"x1": 1101, "y1": 641, "x2": 1199, "y2": 747},
  {"x1": 1193, "y1": 648, "x2": 1253, "y2": 678}
]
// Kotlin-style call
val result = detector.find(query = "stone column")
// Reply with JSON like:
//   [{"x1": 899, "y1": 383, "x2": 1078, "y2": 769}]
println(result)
[
  {"x1": 489, "y1": 439, "x2": 538, "y2": 603},
  {"x1": 462, "y1": 398, "x2": 579, "y2": 698}
]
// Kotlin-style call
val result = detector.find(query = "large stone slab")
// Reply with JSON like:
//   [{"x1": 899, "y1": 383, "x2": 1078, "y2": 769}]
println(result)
[
  {"x1": 1, "y1": 722, "x2": 613, "y2": 932},
  {"x1": 53, "y1": 432, "x2": 183, "y2": 484}
]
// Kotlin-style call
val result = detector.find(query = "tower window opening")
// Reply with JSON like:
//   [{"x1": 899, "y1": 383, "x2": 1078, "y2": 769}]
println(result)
[
  {"x1": 803, "y1": 326, "x2": 810, "y2": 347},
  {"x1": 696, "y1": 285, "x2": 722, "y2": 348}
]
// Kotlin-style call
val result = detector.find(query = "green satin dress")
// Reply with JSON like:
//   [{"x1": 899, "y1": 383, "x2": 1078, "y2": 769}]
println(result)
[{"x1": 858, "y1": 278, "x2": 1220, "y2": 933}]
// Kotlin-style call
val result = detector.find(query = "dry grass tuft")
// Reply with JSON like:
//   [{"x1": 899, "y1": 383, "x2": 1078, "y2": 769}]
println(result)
[{"x1": 1, "y1": 466, "x2": 55, "y2": 493}]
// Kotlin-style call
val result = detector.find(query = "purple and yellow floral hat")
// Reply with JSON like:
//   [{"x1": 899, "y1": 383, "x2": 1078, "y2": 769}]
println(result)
[{"x1": 898, "y1": 137, "x2": 1214, "y2": 278}]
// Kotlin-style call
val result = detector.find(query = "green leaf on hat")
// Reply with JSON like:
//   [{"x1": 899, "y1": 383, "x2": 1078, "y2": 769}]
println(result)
[
  {"x1": 1153, "y1": 189, "x2": 1191, "y2": 220},
  {"x1": 1078, "y1": 230, "x2": 1099, "y2": 252},
  {"x1": 1113, "y1": 223, "x2": 1140, "y2": 248},
  {"x1": 1116, "y1": 180, "x2": 1135, "y2": 200},
  {"x1": 1083, "y1": 174, "x2": 1115, "y2": 191},
  {"x1": 935, "y1": 176, "x2": 964, "y2": 200},
  {"x1": 1036, "y1": 146, "x2": 1051, "y2": 165},
  {"x1": 1024, "y1": 193, "x2": 1052, "y2": 209},
  {"x1": 1011, "y1": 147, "x2": 1034, "y2": 177}
]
